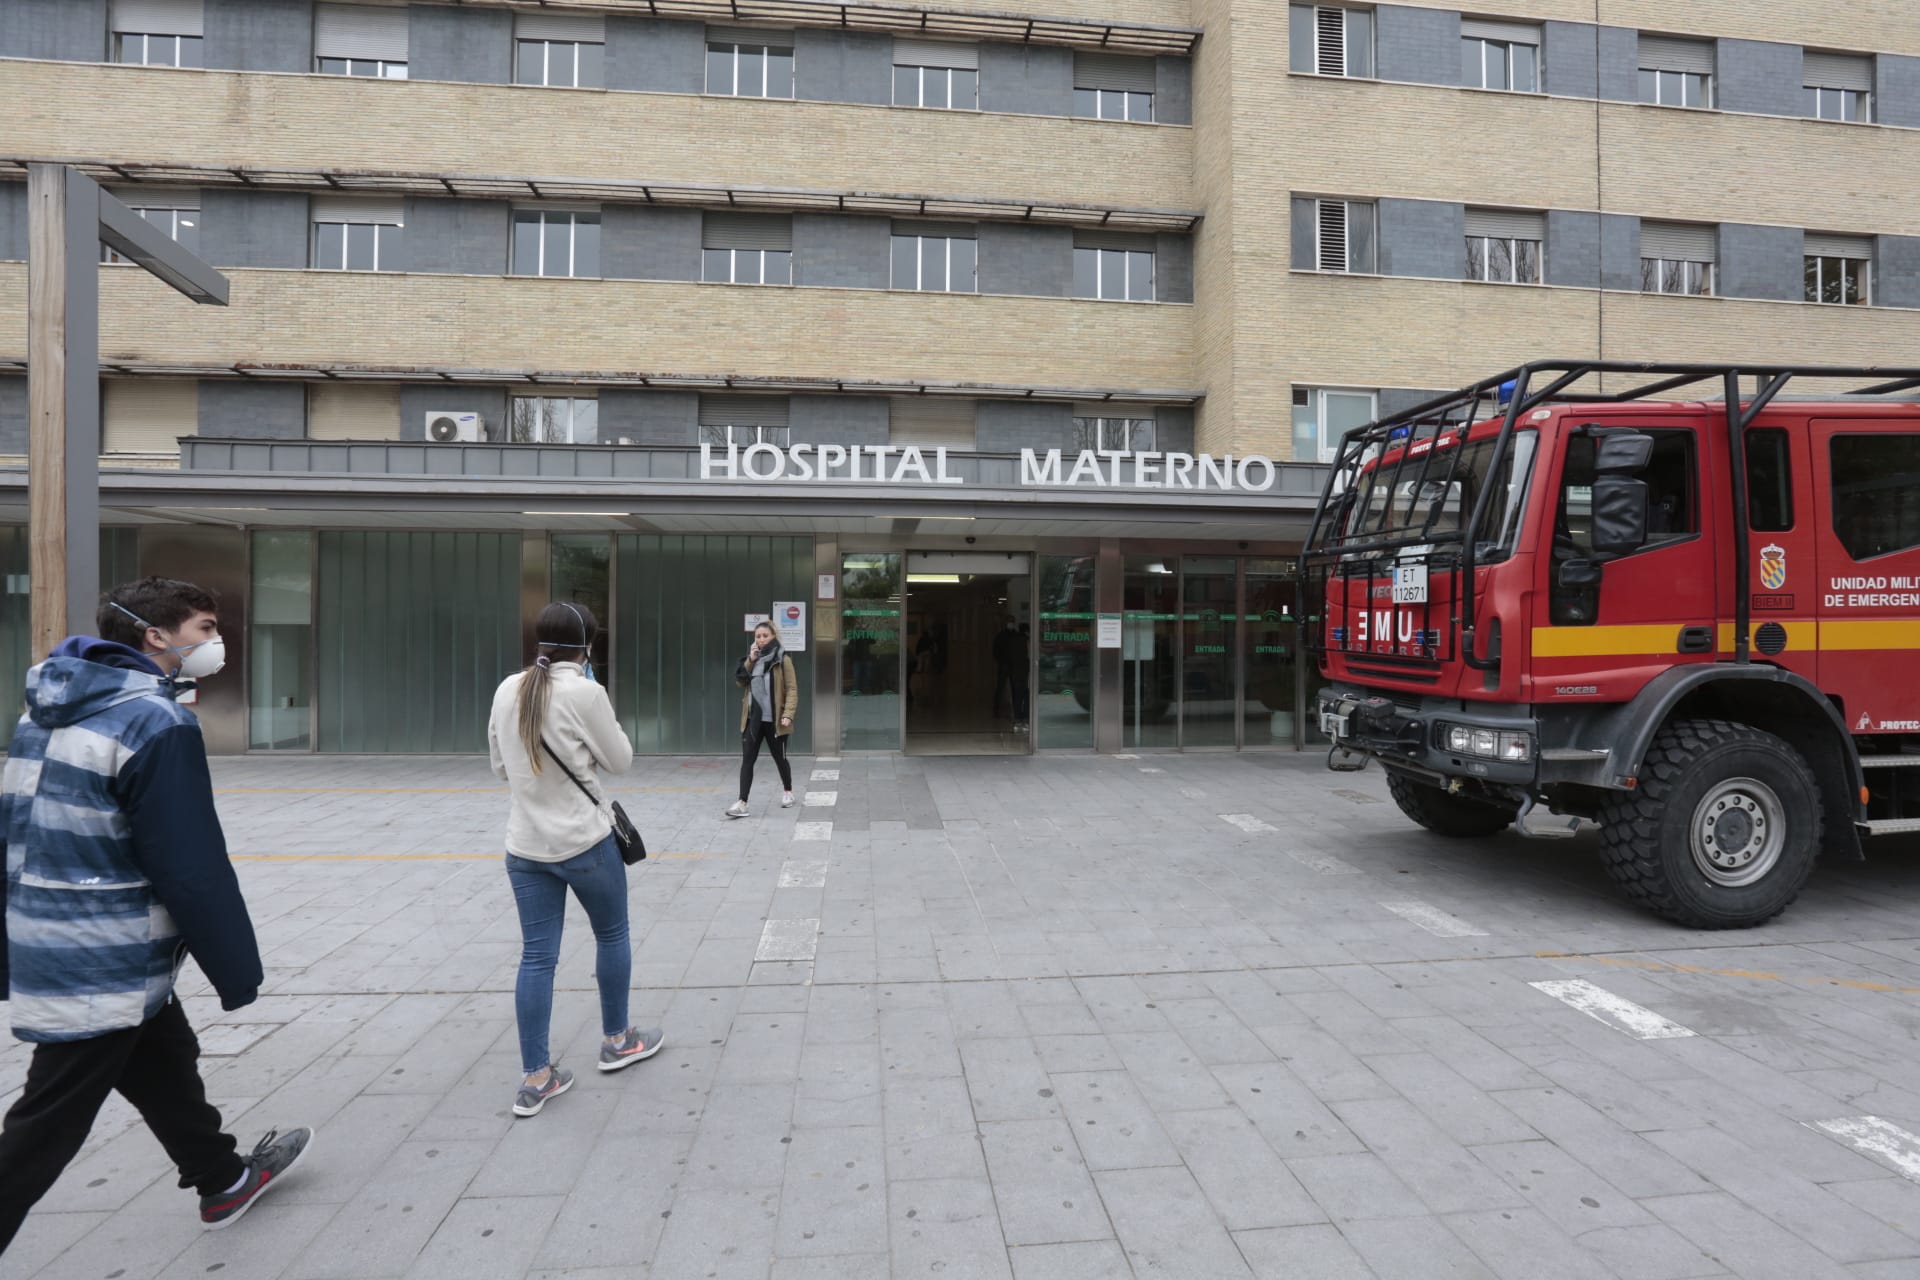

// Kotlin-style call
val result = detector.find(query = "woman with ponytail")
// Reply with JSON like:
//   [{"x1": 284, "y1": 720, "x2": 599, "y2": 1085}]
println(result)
[{"x1": 487, "y1": 602, "x2": 660, "y2": 1118}]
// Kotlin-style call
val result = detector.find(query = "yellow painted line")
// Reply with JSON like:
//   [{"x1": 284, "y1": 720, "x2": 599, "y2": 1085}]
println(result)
[
  {"x1": 1715, "y1": 621, "x2": 1820, "y2": 652},
  {"x1": 1536, "y1": 951, "x2": 1920, "y2": 996},
  {"x1": 215, "y1": 786, "x2": 723, "y2": 795},
  {"x1": 1819, "y1": 619, "x2": 1920, "y2": 650},
  {"x1": 232, "y1": 851, "x2": 726, "y2": 862},
  {"x1": 1533, "y1": 618, "x2": 1920, "y2": 659},
  {"x1": 1529, "y1": 625, "x2": 1689, "y2": 658}
]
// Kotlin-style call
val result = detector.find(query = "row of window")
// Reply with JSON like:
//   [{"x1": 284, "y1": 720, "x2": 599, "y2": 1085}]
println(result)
[
  {"x1": 1292, "y1": 5, "x2": 1892, "y2": 124},
  {"x1": 105, "y1": 3, "x2": 1168, "y2": 120},
  {"x1": 1306, "y1": 198, "x2": 1880, "y2": 306}
]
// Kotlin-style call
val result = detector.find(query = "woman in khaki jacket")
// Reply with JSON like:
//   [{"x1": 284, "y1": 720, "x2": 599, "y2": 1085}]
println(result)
[{"x1": 727, "y1": 621, "x2": 798, "y2": 817}]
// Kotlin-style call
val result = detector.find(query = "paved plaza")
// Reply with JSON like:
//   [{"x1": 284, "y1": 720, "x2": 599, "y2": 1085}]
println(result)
[{"x1": 8, "y1": 749, "x2": 1920, "y2": 1279}]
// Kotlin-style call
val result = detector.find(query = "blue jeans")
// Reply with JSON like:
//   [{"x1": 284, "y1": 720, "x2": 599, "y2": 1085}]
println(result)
[{"x1": 505, "y1": 836, "x2": 631, "y2": 1074}]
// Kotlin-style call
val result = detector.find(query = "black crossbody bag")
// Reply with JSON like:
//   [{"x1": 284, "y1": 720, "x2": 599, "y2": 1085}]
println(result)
[{"x1": 541, "y1": 740, "x2": 646, "y2": 865}]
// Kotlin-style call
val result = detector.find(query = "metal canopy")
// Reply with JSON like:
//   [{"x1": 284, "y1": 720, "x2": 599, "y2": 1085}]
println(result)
[{"x1": 0, "y1": 156, "x2": 1202, "y2": 233}]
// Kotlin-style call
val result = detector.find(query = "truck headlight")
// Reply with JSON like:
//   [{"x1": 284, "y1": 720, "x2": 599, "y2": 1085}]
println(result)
[
  {"x1": 1446, "y1": 725, "x2": 1472, "y2": 753},
  {"x1": 1441, "y1": 723, "x2": 1533, "y2": 761},
  {"x1": 1497, "y1": 731, "x2": 1533, "y2": 761}
]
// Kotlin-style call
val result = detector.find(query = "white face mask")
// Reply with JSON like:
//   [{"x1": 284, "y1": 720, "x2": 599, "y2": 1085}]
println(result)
[{"x1": 173, "y1": 635, "x2": 226, "y2": 679}]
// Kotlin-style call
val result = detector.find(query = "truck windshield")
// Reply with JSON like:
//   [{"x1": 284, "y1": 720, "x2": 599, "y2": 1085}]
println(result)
[{"x1": 1335, "y1": 429, "x2": 1537, "y2": 560}]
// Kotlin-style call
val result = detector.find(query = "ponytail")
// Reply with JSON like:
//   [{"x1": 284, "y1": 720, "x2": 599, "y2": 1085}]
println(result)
[{"x1": 517, "y1": 654, "x2": 556, "y2": 773}]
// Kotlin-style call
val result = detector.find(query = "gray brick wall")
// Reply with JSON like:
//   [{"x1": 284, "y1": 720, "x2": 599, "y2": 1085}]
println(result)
[
  {"x1": 200, "y1": 381, "x2": 305, "y2": 439},
  {"x1": 791, "y1": 394, "x2": 889, "y2": 446},
  {"x1": 1155, "y1": 405, "x2": 1195, "y2": 452},
  {"x1": 402, "y1": 198, "x2": 508, "y2": 275},
  {"x1": 1155, "y1": 56, "x2": 1192, "y2": 125},
  {"x1": 976, "y1": 224, "x2": 1072, "y2": 296},
  {"x1": 1600, "y1": 213, "x2": 1640, "y2": 292},
  {"x1": 1717, "y1": 223, "x2": 1804, "y2": 301},
  {"x1": 1378, "y1": 198, "x2": 1464, "y2": 280},
  {"x1": 598, "y1": 388, "x2": 697, "y2": 445},
  {"x1": 1379, "y1": 388, "x2": 1450, "y2": 419},
  {"x1": 606, "y1": 16, "x2": 703, "y2": 94},
  {"x1": 1376, "y1": 5, "x2": 1461, "y2": 88},
  {"x1": 399, "y1": 385, "x2": 508, "y2": 442},
  {"x1": 1545, "y1": 211, "x2": 1638, "y2": 291},
  {"x1": 794, "y1": 29, "x2": 892, "y2": 105},
  {"x1": 0, "y1": 182, "x2": 25, "y2": 261},
  {"x1": 205, "y1": 0, "x2": 312, "y2": 73},
  {"x1": 1875, "y1": 235, "x2": 1920, "y2": 309},
  {"x1": 794, "y1": 214, "x2": 891, "y2": 290},
  {"x1": 409, "y1": 5, "x2": 512, "y2": 84},
  {"x1": 0, "y1": 0, "x2": 106, "y2": 60},
  {"x1": 201, "y1": 191, "x2": 309, "y2": 269},
  {"x1": 602, "y1": 206, "x2": 701, "y2": 281},
  {"x1": 1155, "y1": 233, "x2": 1193, "y2": 303},
  {"x1": 1878, "y1": 54, "x2": 1920, "y2": 129},
  {"x1": 976, "y1": 400, "x2": 1073, "y2": 452},
  {"x1": 1717, "y1": 39, "x2": 1803, "y2": 116},
  {"x1": 1595, "y1": 25, "x2": 1639, "y2": 102},
  {"x1": 1542, "y1": 21, "x2": 1597, "y2": 98},
  {"x1": 0, "y1": 377, "x2": 25, "y2": 453},
  {"x1": 979, "y1": 43, "x2": 1073, "y2": 117}
]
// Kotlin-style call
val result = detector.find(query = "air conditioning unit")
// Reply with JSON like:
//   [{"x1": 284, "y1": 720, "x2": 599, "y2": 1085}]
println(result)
[{"x1": 425, "y1": 411, "x2": 482, "y2": 443}]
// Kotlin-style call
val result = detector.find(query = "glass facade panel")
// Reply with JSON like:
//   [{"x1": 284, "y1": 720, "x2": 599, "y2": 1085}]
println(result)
[
  {"x1": 1035, "y1": 554, "x2": 1095, "y2": 750},
  {"x1": 552, "y1": 534, "x2": 612, "y2": 682},
  {"x1": 1180, "y1": 557, "x2": 1237, "y2": 748},
  {"x1": 1121, "y1": 556, "x2": 1178, "y2": 748},
  {"x1": 249, "y1": 531, "x2": 312, "y2": 750},
  {"x1": 1243, "y1": 559, "x2": 1299, "y2": 748},
  {"x1": 841, "y1": 551, "x2": 901, "y2": 751},
  {"x1": 316, "y1": 532, "x2": 521, "y2": 752},
  {"x1": 614, "y1": 535, "x2": 814, "y2": 754}
]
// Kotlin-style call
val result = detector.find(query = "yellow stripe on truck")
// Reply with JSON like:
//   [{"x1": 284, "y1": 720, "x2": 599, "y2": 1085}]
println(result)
[
  {"x1": 1531, "y1": 619, "x2": 1919, "y2": 658},
  {"x1": 1714, "y1": 621, "x2": 1821, "y2": 652},
  {"x1": 1530, "y1": 625, "x2": 1692, "y2": 658},
  {"x1": 1818, "y1": 619, "x2": 1920, "y2": 650}
]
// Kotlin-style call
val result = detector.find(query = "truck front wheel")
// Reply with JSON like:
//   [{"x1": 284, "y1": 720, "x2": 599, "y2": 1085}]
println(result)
[
  {"x1": 1385, "y1": 770, "x2": 1519, "y2": 838},
  {"x1": 1596, "y1": 719, "x2": 1821, "y2": 929}
]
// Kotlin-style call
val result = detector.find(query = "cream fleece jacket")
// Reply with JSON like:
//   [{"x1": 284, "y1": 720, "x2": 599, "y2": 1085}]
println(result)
[{"x1": 488, "y1": 663, "x2": 635, "y2": 861}]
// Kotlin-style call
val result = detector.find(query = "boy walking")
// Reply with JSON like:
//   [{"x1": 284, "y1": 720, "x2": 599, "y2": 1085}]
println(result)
[{"x1": 0, "y1": 577, "x2": 310, "y2": 1253}]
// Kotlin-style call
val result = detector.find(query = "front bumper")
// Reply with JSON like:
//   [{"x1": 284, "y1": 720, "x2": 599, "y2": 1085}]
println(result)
[{"x1": 1316, "y1": 684, "x2": 1540, "y2": 786}]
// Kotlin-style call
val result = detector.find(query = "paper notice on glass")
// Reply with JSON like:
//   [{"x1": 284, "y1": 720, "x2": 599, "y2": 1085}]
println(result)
[
  {"x1": 1097, "y1": 613, "x2": 1123, "y2": 649},
  {"x1": 773, "y1": 601, "x2": 808, "y2": 651}
]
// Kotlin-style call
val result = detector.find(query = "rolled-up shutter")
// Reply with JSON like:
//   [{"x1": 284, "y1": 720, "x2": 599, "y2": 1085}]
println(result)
[
  {"x1": 515, "y1": 12, "x2": 605, "y2": 42},
  {"x1": 1641, "y1": 222, "x2": 1717, "y2": 262},
  {"x1": 113, "y1": 0, "x2": 203, "y2": 35},
  {"x1": 707, "y1": 25, "x2": 792, "y2": 47},
  {"x1": 894, "y1": 38, "x2": 977, "y2": 69},
  {"x1": 1804, "y1": 231, "x2": 1872, "y2": 259},
  {"x1": 307, "y1": 383, "x2": 401, "y2": 441},
  {"x1": 703, "y1": 212, "x2": 792, "y2": 251},
  {"x1": 107, "y1": 185, "x2": 197, "y2": 210},
  {"x1": 1464, "y1": 208, "x2": 1546, "y2": 241},
  {"x1": 892, "y1": 219, "x2": 976, "y2": 239},
  {"x1": 1803, "y1": 51, "x2": 1871, "y2": 91},
  {"x1": 699, "y1": 394, "x2": 790, "y2": 427},
  {"x1": 310, "y1": 194, "x2": 404, "y2": 224},
  {"x1": 888, "y1": 396, "x2": 976, "y2": 448},
  {"x1": 1074, "y1": 52, "x2": 1156, "y2": 91},
  {"x1": 103, "y1": 379, "x2": 197, "y2": 454},
  {"x1": 314, "y1": 4, "x2": 409, "y2": 60},
  {"x1": 1075, "y1": 228, "x2": 1156, "y2": 252},
  {"x1": 1638, "y1": 35, "x2": 1714, "y2": 74},
  {"x1": 1460, "y1": 18, "x2": 1538, "y2": 44}
]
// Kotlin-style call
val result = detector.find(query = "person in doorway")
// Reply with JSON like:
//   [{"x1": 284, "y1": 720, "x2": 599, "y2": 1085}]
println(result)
[
  {"x1": 728, "y1": 621, "x2": 798, "y2": 818},
  {"x1": 0, "y1": 577, "x2": 311, "y2": 1250},
  {"x1": 991, "y1": 614, "x2": 1030, "y2": 733},
  {"x1": 488, "y1": 602, "x2": 661, "y2": 1119}
]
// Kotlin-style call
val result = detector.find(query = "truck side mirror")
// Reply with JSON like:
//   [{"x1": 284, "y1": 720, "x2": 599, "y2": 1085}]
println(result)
[
  {"x1": 1590, "y1": 476, "x2": 1649, "y2": 555},
  {"x1": 1593, "y1": 429, "x2": 1654, "y2": 474}
]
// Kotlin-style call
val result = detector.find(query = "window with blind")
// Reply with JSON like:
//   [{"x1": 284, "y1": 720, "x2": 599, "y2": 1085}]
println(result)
[
  {"x1": 307, "y1": 383, "x2": 401, "y2": 440},
  {"x1": 1804, "y1": 233, "x2": 1871, "y2": 305},
  {"x1": 894, "y1": 40, "x2": 978, "y2": 109},
  {"x1": 513, "y1": 207, "x2": 600, "y2": 278},
  {"x1": 888, "y1": 396, "x2": 976, "y2": 449},
  {"x1": 706, "y1": 26, "x2": 794, "y2": 98},
  {"x1": 311, "y1": 195, "x2": 404, "y2": 272},
  {"x1": 515, "y1": 12, "x2": 605, "y2": 88},
  {"x1": 102, "y1": 379, "x2": 198, "y2": 455},
  {"x1": 1289, "y1": 5, "x2": 1373, "y2": 78},
  {"x1": 1311, "y1": 199, "x2": 1376, "y2": 274},
  {"x1": 1640, "y1": 222, "x2": 1716, "y2": 296},
  {"x1": 1461, "y1": 19, "x2": 1539, "y2": 92},
  {"x1": 1074, "y1": 53, "x2": 1155, "y2": 121},
  {"x1": 1638, "y1": 35, "x2": 1712, "y2": 107},
  {"x1": 1804, "y1": 51, "x2": 1873, "y2": 122},
  {"x1": 113, "y1": 0, "x2": 203, "y2": 67},
  {"x1": 1073, "y1": 231, "x2": 1155, "y2": 301},
  {"x1": 102, "y1": 189, "x2": 197, "y2": 264},
  {"x1": 314, "y1": 4, "x2": 409, "y2": 78},
  {"x1": 1072, "y1": 415, "x2": 1156, "y2": 454},
  {"x1": 891, "y1": 222, "x2": 977, "y2": 293},
  {"x1": 698, "y1": 394, "x2": 790, "y2": 447},
  {"x1": 702, "y1": 213, "x2": 792, "y2": 285},
  {"x1": 509, "y1": 395, "x2": 598, "y2": 444},
  {"x1": 1464, "y1": 208, "x2": 1544, "y2": 284}
]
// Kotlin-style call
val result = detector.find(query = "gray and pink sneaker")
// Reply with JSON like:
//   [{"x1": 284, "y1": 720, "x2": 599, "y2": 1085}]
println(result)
[{"x1": 599, "y1": 1027, "x2": 665, "y2": 1073}]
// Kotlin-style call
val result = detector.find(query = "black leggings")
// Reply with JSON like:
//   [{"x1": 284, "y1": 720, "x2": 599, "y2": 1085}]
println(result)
[{"x1": 740, "y1": 719, "x2": 792, "y2": 801}]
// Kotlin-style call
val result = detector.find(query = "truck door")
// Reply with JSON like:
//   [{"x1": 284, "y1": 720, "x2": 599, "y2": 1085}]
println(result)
[
  {"x1": 1735, "y1": 423, "x2": 1818, "y2": 687},
  {"x1": 1812, "y1": 419, "x2": 1920, "y2": 733},
  {"x1": 1531, "y1": 422, "x2": 1718, "y2": 700}
]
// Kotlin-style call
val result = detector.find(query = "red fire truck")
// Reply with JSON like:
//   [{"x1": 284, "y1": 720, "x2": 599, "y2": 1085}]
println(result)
[{"x1": 1301, "y1": 361, "x2": 1920, "y2": 928}]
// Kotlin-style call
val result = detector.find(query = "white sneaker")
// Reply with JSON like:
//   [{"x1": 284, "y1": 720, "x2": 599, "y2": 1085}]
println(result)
[
  {"x1": 725, "y1": 800, "x2": 749, "y2": 819},
  {"x1": 781, "y1": 791, "x2": 795, "y2": 808}
]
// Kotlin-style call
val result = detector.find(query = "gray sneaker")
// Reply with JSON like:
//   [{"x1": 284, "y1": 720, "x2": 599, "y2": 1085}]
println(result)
[
  {"x1": 513, "y1": 1064, "x2": 574, "y2": 1118},
  {"x1": 599, "y1": 1026, "x2": 666, "y2": 1073},
  {"x1": 725, "y1": 800, "x2": 749, "y2": 819}
]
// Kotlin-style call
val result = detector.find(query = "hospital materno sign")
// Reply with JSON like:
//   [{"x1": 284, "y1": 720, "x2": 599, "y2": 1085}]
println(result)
[{"x1": 698, "y1": 443, "x2": 1282, "y2": 492}]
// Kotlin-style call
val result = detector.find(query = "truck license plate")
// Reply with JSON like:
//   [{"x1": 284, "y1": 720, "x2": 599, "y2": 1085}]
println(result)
[{"x1": 1391, "y1": 564, "x2": 1428, "y2": 603}]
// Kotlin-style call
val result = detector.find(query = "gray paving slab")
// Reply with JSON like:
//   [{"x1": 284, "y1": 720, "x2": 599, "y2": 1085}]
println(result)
[
  {"x1": 1231, "y1": 1224, "x2": 1374, "y2": 1280},
  {"x1": 978, "y1": 1117, "x2": 1111, "y2": 1247},
  {"x1": 1094, "y1": 1165, "x2": 1253, "y2": 1279}
]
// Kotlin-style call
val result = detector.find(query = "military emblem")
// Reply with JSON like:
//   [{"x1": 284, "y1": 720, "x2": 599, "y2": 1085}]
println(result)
[{"x1": 1759, "y1": 543, "x2": 1787, "y2": 591}]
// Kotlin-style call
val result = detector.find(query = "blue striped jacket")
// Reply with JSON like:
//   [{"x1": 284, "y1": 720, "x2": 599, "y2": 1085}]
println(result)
[{"x1": 1, "y1": 638, "x2": 261, "y2": 1044}]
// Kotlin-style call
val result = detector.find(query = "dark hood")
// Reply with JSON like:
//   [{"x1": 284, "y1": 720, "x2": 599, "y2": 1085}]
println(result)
[{"x1": 26, "y1": 636, "x2": 167, "y2": 729}]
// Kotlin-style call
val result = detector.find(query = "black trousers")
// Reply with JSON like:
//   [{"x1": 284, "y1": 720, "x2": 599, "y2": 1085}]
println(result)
[
  {"x1": 0, "y1": 999, "x2": 244, "y2": 1253},
  {"x1": 994, "y1": 668, "x2": 1030, "y2": 721},
  {"x1": 740, "y1": 717, "x2": 792, "y2": 801}
]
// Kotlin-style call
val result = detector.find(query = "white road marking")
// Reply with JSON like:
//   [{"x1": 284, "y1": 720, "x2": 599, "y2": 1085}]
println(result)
[
  {"x1": 1529, "y1": 978, "x2": 1695, "y2": 1040},
  {"x1": 756, "y1": 918, "x2": 820, "y2": 961},
  {"x1": 1810, "y1": 1116, "x2": 1920, "y2": 1183},
  {"x1": 1220, "y1": 813, "x2": 1278, "y2": 834},
  {"x1": 793, "y1": 821, "x2": 833, "y2": 842},
  {"x1": 778, "y1": 859, "x2": 829, "y2": 888},
  {"x1": 1179, "y1": 787, "x2": 1207, "y2": 800},
  {"x1": 817, "y1": 757, "x2": 841, "y2": 764},
  {"x1": 1115, "y1": 754, "x2": 1140, "y2": 760},
  {"x1": 1139, "y1": 767, "x2": 1166, "y2": 774},
  {"x1": 803, "y1": 790, "x2": 838, "y2": 807},
  {"x1": 1288, "y1": 848, "x2": 1361, "y2": 875},
  {"x1": 1382, "y1": 900, "x2": 1488, "y2": 938},
  {"x1": 810, "y1": 769, "x2": 840, "y2": 781}
]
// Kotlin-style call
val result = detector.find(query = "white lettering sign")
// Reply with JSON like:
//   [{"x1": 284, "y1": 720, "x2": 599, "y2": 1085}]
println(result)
[{"x1": 699, "y1": 444, "x2": 1281, "y2": 492}]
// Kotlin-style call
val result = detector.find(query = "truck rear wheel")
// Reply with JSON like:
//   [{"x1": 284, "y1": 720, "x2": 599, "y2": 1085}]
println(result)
[
  {"x1": 1596, "y1": 719, "x2": 1821, "y2": 929},
  {"x1": 1385, "y1": 770, "x2": 1519, "y2": 838}
]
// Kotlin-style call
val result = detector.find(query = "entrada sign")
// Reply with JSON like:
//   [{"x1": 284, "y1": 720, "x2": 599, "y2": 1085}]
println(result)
[{"x1": 699, "y1": 443, "x2": 1282, "y2": 493}]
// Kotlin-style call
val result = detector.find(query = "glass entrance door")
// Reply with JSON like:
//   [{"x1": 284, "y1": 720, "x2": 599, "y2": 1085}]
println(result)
[
  {"x1": 1180, "y1": 556, "x2": 1238, "y2": 748},
  {"x1": 840, "y1": 551, "x2": 902, "y2": 751},
  {"x1": 905, "y1": 551, "x2": 1032, "y2": 755}
]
